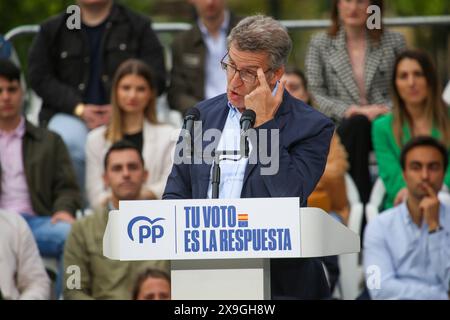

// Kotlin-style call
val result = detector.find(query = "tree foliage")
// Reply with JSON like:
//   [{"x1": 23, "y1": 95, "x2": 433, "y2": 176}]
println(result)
[{"x1": 2, "y1": 0, "x2": 448, "y2": 80}]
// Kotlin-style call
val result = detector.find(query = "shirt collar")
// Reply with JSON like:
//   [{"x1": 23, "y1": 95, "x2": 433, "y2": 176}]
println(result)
[
  {"x1": 399, "y1": 202, "x2": 415, "y2": 226},
  {"x1": 0, "y1": 116, "x2": 25, "y2": 138},
  {"x1": 198, "y1": 10, "x2": 230, "y2": 38},
  {"x1": 226, "y1": 102, "x2": 240, "y2": 119}
]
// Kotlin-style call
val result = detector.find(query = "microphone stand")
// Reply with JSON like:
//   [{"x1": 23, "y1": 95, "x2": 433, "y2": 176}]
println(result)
[
  {"x1": 211, "y1": 133, "x2": 251, "y2": 199},
  {"x1": 211, "y1": 150, "x2": 242, "y2": 199}
]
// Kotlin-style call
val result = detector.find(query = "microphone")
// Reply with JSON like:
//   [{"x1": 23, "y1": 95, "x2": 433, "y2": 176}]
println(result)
[
  {"x1": 240, "y1": 109, "x2": 256, "y2": 158},
  {"x1": 182, "y1": 107, "x2": 200, "y2": 158},
  {"x1": 240, "y1": 109, "x2": 256, "y2": 134},
  {"x1": 183, "y1": 107, "x2": 200, "y2": 133}
]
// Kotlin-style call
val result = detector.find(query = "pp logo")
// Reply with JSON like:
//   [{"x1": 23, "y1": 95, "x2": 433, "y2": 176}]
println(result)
[{"x1": 127, "y1": 216, "x2": 165, "y2": 244}]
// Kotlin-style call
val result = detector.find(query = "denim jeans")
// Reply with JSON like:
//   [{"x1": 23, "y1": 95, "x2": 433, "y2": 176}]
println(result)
[
  {"x1": 21, "y1": 214, "x2": 71, "y2": 299},
  {"x1": 48, "y1": 113, "x2": 88, "y2": 198}
]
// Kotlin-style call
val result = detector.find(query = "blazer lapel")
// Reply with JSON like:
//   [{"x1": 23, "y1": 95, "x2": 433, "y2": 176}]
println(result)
[
  {"x1": 242, "y1": 91, "x2": 291, "y2": 188},
  {"x1": 329, "y1": 29, "x2": 361, "y2": 103}
]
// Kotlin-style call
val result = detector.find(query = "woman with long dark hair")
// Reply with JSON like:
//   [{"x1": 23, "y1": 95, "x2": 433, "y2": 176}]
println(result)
[{"x1": 373, "y1": 49, "x2": 450, "y2": 209}]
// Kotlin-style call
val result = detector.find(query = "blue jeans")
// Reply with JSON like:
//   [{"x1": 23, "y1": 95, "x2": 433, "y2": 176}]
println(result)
[
  {"x1": 21, "y1": 214, "x2": 71, "y2": 299},
  {"x1": 48, "y1": 113, "x2": 88, "y2": 198}
]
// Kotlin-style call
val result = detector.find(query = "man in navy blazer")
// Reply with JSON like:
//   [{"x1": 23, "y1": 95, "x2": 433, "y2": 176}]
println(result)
[{"x1": 164, "y1": 15, "x2": 334, "y2": 299}]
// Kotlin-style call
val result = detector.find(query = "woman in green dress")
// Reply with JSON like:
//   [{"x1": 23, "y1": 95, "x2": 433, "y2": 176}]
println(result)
[{"x1": 372, "y1": 49, "x2": 450, "y2": 209}]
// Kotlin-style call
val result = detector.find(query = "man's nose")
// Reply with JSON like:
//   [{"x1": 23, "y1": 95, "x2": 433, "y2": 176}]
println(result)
[
  {"x1": 230, "y1": 70, "x2": 243, "y2": 87},
  {"x1": 421, "y1": 167, "x2": 430, "y2": 180},
  {"x1": 122, "y1": 167, "x2": 131, "y2": 177}
]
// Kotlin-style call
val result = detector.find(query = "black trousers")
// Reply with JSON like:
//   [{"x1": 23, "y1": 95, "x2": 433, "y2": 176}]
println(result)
[
  {"x1": 271, "y1": 258, "x2": 331, "y2": 300},
  {"x1": 337, "y1": 114, "x2": 373, "y2": 204}
]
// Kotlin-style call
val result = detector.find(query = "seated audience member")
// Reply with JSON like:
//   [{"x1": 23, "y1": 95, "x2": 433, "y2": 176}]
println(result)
[
  {"x1": 372, "y1": 50, "x2": 450, "y2": 209},
  {"x1": 132, "y1": 268, "x2": 171, "y2": 300},
  {"x1": 0, "y1": 59, "x2": 81, "y2": 296},
  {"x1": 64, "y1": 140, "x2": 169, "y2": 300},
  {"x1": 305, "y1": 0, "x2": 406, "y2": 203},
  {"x1": 283, "y1": 67, "x2": 350, "y2": 224},
  {"x1": 168, "y1": 0, "x2": 240, "y2": 114},
  {"x1": 364, "y1": 137, "x2": 450, "y2": 300},
  {"x1": 27, "y1": 0, "x2": 167, "y2": 190},
  {"x1": 0, "y1": 209, "x2": 50, "y2": 300},
  {"x1": 86, "y1": 59, "x2": 175, "y2": 208}
]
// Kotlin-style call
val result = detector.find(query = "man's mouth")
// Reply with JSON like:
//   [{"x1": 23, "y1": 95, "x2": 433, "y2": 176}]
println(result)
[
  {"x1": 230, "y1": 90, "x2": 241, "y2": 98},
  {"x1": 120, "y1": 182, "x2": 135, "y2": 188}
]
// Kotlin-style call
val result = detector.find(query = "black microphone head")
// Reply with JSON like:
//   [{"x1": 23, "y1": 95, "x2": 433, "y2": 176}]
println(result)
[
  {"x1": 240, "y1": 109, "x2": 256, "y2": 127},
  {"x1": 185, "y1": 107, "x2": 200, "y2": 121}
]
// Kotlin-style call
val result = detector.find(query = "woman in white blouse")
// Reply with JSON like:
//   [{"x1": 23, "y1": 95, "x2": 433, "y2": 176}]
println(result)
[{"x1": 86, "y1": 59, "x2": 176, "y2": 208}]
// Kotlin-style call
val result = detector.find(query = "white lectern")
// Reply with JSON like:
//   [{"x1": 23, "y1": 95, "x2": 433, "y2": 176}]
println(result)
[{"x1": 103, "y1": 198, "x2": 359, "y2": 300}]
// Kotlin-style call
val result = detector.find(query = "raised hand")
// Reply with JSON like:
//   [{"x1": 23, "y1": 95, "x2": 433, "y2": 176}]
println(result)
[
  {"x1": 244, "y1": 68, "x2": 285, "y2": 127},
  {"x1": 419, "y1": 183, "x2": 440, "y2": 231},
  {"x1": 51, "y1": 210, "x2": 75, "y2": 224}
]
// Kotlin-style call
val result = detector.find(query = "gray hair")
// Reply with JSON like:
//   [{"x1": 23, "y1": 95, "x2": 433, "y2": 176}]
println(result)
[{"x1": 227, "y1": 15, "x2": 292, "y2": 70}]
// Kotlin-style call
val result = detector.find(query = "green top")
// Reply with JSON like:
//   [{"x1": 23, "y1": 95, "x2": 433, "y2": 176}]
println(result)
[
  {"x1": 63, "y1": 206, "x2": 170, "y2": 300},
  {"x1": 372, "y1": 113, "x2": 450, "y2": 209}
]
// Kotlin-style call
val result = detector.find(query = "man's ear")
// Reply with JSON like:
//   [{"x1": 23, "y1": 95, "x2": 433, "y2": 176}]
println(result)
[{"x1": 271, "y1": 66, "x2": 285, "y2": 87}]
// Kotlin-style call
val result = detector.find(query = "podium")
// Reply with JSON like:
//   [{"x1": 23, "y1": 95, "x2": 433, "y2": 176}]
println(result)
[{"x1": 103, "y1": 197, "x2": 359, "y2": 300}]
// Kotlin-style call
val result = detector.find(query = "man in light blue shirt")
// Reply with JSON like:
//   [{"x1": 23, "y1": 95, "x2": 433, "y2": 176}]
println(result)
[
  {"x1": 364, "y1": 136, "x2": 450, "y2": 300},
  {"x1": 206, "y1": 83, "x2": 278, "y2": 199},
  {"x1": 164, "y1": 15, "x2": 334, "y2": 299},
  {"x1": 206, "y1": 103, "x2": 248, "y2": 199},
  {"x1": 199, "y1": 9, "x2": 229, "y2": 100}
]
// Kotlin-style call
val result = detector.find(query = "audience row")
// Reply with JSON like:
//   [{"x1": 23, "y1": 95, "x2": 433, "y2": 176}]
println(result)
[{"x1": 0, "y1": 0, "x2": 449, "y2": 299}]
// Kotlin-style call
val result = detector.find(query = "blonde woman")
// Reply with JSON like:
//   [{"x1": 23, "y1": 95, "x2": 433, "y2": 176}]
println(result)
[{"x1": 86, "y1": 59, "x2": 175, "y2": 208}]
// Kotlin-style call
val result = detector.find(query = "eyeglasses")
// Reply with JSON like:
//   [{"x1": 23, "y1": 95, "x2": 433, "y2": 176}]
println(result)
[{"x1": 220, "y1": 52, "x2": 272, "y2": 84}]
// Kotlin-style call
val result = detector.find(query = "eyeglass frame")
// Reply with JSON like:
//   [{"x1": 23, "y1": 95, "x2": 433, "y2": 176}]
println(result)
[{"x1": 220, "y1": 51, "x2": 274, "y2": 84}]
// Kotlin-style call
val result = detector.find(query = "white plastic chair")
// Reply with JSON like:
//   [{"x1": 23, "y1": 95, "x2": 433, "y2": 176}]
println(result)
[
  {"x1": 156, "y1": 94, "x2": 183, "y2": 128},
  {"x1": 334, "y1": 173, "x2": 365, "y2": 300},
  {"x1": 365, "y1": 177, "x2": 385, "y2": 223},
  {"x1": 24, "y1": 89, "x2": 42, "y2": 126}
]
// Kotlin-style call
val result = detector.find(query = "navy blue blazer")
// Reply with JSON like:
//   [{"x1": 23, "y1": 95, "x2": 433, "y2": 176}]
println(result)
[
  {"x1": 164, "y1": 91, "x2": 334, "y2": 205},
  {"x1": 163, "y1": 91, "x2": 335, "y2": 299}
]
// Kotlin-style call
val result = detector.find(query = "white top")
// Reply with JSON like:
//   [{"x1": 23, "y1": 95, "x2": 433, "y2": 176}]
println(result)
[
  {"x1": 85, "y1": 120, "x2": 177, "y2": 208},
  {"x1": 0, "y1": 210, "x2": 50, "y2": 300}
]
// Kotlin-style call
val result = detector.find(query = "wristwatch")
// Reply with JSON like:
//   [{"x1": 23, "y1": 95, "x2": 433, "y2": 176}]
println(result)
[{"x1": 74, "y1": 103, "x2": 85, "y2": 118}]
